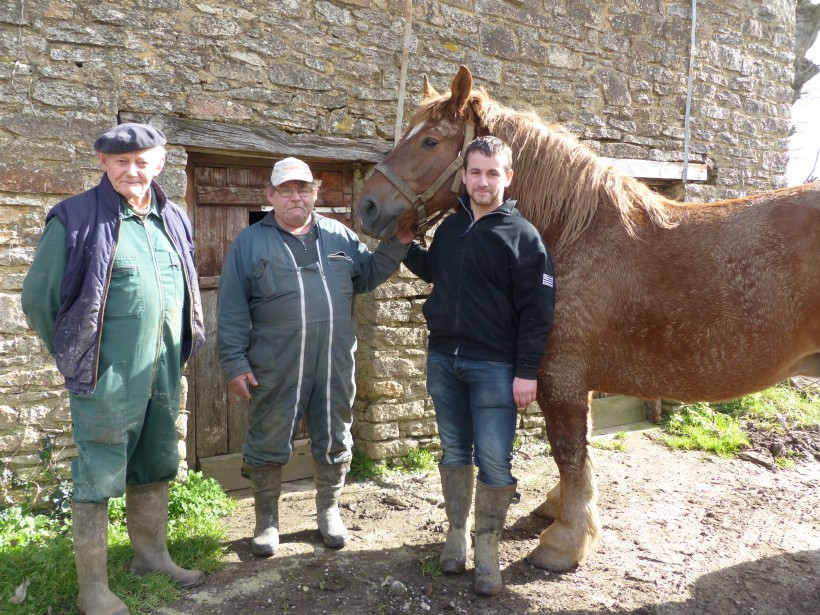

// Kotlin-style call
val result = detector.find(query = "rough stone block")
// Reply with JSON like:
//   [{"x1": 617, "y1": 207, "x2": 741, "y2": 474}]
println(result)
[
  {"x1": 187, "y1": 95, "x2": 253, "y2": 121},
  {"x1": 399, "y1": 419, "x2": 438, "y2": 437},
  {"x1": 363, "y1": 438, "x2": 414, "y2": 461},
  {"x1": 356, "y1": 299, "x2": 412, "y2": 326},
  {"x1": 355, "y1": 378, "x2": 404, "y2": 400},
  {"x1": 356, "y1": 421, "x2": 400, "y2": 441},
  {"x1": 367, "y1": 355, "x2": 423, "y2": 379},
  {"x1": 365, "y1": 400, "x2": 425, "y2": 423},
  {"x1": 0, "y1": 294, "x2": 29, "y2": 333}
]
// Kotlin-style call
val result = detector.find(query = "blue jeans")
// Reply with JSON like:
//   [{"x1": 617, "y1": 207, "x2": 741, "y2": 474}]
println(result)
[{"x1": 427, "y1": 351, "x2": 518, "y2": 487}]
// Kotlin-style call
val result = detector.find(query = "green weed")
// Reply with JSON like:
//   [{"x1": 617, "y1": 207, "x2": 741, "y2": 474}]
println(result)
[
  {"x1": 660, "y1": 383, "x2": 819, "y2": 460},
  {"x1": 714, "y1": 383, "x2": 820, "y2": 432},
  {"x1": 349, "y1": 449, "x2": 387, "y2": 481},
  {"x1": 420, "y1": 556, "x2": 442, "y2": 578},
  {"x1": 592, "y1": 431, "x2": 627, "y2": 451},
  {"x1": 394, "y1": 447, "x2": 437, "y2": 473},
  {"x1": 351, "y1": 447, "x2": 438, "y2": 480},
  {"x1": 659, "y1": 403, "x2": 751, "y2": 457}
]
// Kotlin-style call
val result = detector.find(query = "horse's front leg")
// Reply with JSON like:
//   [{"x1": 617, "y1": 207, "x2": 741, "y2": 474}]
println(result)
[{"x1": 526, "y1": 391, "x2": 601, "y2": 572}]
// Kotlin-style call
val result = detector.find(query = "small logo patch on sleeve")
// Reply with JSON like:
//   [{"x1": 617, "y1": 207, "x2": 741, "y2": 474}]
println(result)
[{"x1": 543, "y1": 273, "x2": 554, "y2": 287}]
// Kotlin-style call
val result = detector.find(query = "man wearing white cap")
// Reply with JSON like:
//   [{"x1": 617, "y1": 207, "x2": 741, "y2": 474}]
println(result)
[{"x1": 217, "y1": 157, "x2": 412, "y2": 556}]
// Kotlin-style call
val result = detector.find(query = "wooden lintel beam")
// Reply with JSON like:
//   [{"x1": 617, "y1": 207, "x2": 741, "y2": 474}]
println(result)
[{"x1": 120, "y1": 112, "x2": 390, "y2": 163}]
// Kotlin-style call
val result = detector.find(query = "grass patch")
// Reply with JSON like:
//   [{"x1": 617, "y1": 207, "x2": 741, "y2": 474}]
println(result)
[
  {"x1": 420, "y1": 556, "x2": 442, "y2": 578},
  {"x1": 393, "y1": 447, "x2": 437, "y2": 473},
  {"x1": 349, "y1": 449, "x2": 388, "y2": 482},
  {"x1": 0, "y1": 472, "x2": 235, "y2": 614},
  {"x1": 713, "y1": 383, "x2": 820, "y2": 432},
  {"x1": 660, "y1": 402, "x2": 752, "y2": 457},
  {"x1": 774, "y1": 454, "x2": 797, "y2": 470},
  {"x1": 350, "y1": 447, "x2": 438, "y2": 481},
  {"x1": 591, "y1": 431, "x2": 627, "y2": 451},
  {"x1": 659, "y1": 383, "x2": 819, "y2": 459}
]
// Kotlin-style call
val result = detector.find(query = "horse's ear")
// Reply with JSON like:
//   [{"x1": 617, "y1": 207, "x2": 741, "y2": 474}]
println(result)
[
  {"x1": 422, "y1": 74, "x2": 439, "y2": 100},
  {"x1": 449, "y1": 65, "x2": 473, "y2": 115}
]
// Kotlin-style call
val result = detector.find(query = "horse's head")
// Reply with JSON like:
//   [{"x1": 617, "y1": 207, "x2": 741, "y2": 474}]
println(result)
[{"x1": 357, "y1": 66, "x2": 481, "y2": 239}]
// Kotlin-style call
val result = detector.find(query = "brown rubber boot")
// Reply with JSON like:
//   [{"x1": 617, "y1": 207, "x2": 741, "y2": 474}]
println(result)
[
  {"x1": 438, "y1": 465, "x2": 474, "y2": 574},
  {"x1": 126, "y1": 482, "x2": 204, "y2": 588},
  {"x1": 473, "y1": 480, "x2": 516, "y2": 597},
  {"x1": 72, "y1": 502, "x2": 129, "y2": 615},
  {"x1": 314, "y1": 459, "x2": 350, "y2": 548},
  {"x1": 244, "y1": 463, "x2": 282, "y2": 557}
]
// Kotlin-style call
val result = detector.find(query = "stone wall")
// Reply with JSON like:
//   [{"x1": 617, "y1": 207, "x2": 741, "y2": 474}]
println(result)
[{"x1": 0, "y1": 0, "x2": 796, "y2": 502}]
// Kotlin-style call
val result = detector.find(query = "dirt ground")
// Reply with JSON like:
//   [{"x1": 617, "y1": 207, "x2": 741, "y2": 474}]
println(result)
[{"x1": 157, "y1": 426, "x2": 820, "y2": 615}]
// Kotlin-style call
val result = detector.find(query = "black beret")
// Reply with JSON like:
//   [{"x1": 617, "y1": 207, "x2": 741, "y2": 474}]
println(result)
[{"x1": 93, "y1": 122, "x2": 167, "y2": 154}]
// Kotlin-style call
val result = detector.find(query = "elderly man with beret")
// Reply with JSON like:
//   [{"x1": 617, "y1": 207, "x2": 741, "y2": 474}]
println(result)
[
  {"x1": 22, "y1": 123, "x2": 206, "y2": 614},
  {"x1": 217, "y1": 157, "x2": 413, "y2": 557}
]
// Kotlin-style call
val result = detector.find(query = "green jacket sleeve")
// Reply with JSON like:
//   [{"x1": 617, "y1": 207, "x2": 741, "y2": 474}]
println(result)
[
  {"x1": 351, "y1": 235, "x2": 410, "y2": 294},
  {"x1": 21, "y1": 218, "x2": 66, "y2": 356},
  {"x1": 216, "y1": 238, "x2": 254, "y2": 380}
]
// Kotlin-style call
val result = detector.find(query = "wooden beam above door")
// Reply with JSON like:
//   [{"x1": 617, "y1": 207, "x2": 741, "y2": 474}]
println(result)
[{"x1": 120, "y1": 112, "x2": 389, "y2": 162}]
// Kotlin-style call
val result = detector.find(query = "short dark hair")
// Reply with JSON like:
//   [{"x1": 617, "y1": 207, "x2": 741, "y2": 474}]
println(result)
[{"x1": 463, "y1": 136, "x2": 513, "y2": 172}]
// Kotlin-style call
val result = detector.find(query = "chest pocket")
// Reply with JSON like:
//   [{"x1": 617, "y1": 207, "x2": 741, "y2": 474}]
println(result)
[
  {"x1": 158, "y1": 248, "x2": 183, "y2": 307},
  {"x1": 253, "y1": 258, "x2": 278, "y2": 299},
  {"x1": 328, "y1": 252, "x2": 355, "y2": 298},
  {"x1": 105, "y1": 256, "x2": 144, "y2": 319}
]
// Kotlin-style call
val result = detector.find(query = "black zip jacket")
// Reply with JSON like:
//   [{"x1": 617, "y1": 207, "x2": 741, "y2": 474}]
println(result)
[{"x1": 404, "y1": 195, "x2": 555, "y2": 379}]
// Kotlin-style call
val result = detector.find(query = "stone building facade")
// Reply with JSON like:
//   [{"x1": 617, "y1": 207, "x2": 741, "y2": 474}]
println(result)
[{"x1": 0, "y1": 0, "x2": 798, "y2": 503}]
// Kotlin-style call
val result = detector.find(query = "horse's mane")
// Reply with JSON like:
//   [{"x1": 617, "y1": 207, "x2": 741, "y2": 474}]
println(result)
[{"x1": 415, "y1": 90, "x2": 678, "y2": 248}]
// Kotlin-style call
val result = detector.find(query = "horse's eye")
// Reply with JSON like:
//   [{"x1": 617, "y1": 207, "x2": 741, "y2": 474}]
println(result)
[{"x1": 421, "y1": 137, "x2": 438, "y2": 148}]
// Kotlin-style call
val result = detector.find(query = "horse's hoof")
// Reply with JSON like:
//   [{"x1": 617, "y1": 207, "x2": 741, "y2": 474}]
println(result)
[{"x1": 525, "y1": 544, "x2": 578, "y2": 572}]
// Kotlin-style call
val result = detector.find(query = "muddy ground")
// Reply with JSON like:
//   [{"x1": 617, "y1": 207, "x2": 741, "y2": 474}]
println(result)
[{"x1": 158, "y1": 426, "x2": 820, "y2": 615}]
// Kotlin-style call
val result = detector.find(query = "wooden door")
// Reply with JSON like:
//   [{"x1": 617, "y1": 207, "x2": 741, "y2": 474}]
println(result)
[{"x1": 185, "y1": 153, "x2": 355, "y2": 489}]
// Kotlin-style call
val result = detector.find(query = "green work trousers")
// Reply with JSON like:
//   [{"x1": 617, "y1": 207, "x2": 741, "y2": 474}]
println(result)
[{"x1": 71, "y1": 201, "x2": 185, "y2": 503}]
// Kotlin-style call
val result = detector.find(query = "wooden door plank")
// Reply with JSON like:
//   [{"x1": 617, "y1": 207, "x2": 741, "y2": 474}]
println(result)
[
  {"x1": 196, "y1": 166, "x2": 226, "y2": 186},
  {"x1": 195, "y1": 185, "x2": 266, "y2": 206},
  {"x1": 227, "y1": 394, "x2": 249, "y2": 455},
  {"x1": 194, "y1": 290, "x2": 228, "y2": 458},
  {"x1": 226, "y1": 206, "x2": 250, "y2": 242},
  {"x1": 590, "y1": 395, "x2": 646, "y2": 431},
  {"x1": 199, "y1": 440, "x2": 314, "y2": 491},
  {"x1": 227, "y1": 167, "x2": 250, "y2": 186},
  {"x1": 196, "y1": 205, "x2": 227, "y2": 278}
]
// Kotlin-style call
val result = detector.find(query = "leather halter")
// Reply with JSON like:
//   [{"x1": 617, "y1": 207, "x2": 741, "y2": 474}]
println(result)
[{"x1": 374, "y1": 121, "x2": 475, "y2": 240}]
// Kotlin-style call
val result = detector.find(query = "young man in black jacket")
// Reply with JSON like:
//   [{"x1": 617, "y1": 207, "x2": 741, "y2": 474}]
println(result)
[{"x1": 404, "y1": 136, "x2": 555, "y2": 597}]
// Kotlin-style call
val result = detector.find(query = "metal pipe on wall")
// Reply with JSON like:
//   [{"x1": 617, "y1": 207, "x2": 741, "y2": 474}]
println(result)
[
  {"x1": 682, "y1": 0, "x2": 697, "y2": 185},
  {"x1": 394, "y1": 0, "x2": 413, "y2": 144}
]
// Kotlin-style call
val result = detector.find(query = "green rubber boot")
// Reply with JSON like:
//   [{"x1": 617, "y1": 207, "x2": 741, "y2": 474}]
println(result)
[
  {"x1": 473, "y1": 480, "x2": 515, "y2": 597},
  {"x1": 314, "y1": 460, "x2": 350, "y2": 548},
  {"x1": 438, "y1": 465, "x2": 474, "y2": 574},
  {"x1": 126, "y1": 482, "x2": 204, "y2": 588},
  {"x1": 72, "y1": 502, "x2": 129, "y2": 615}
]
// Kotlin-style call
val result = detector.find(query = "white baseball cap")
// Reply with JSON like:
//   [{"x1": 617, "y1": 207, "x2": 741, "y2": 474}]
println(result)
[{"x1": 270, "y1": 157, "x2": 313, "y2": 186}]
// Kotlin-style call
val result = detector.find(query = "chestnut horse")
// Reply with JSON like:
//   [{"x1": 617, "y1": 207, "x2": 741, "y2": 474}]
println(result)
[{"x1": 356, "y1": 66, "x2": 820, "y2": 572}]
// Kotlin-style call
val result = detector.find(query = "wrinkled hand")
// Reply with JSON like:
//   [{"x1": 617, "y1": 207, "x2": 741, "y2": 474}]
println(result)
[
  {"x1": 228, "y1": 371, "x2": 258, "y2": 400},
  {"x1": 513, "y1": 377, "x2": 537, "y2": 409}
]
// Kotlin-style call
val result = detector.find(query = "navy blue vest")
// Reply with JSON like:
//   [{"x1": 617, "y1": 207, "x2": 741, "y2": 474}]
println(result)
[{"x1": 46, "y1": 174, "x2": 205, "y2": 394}]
